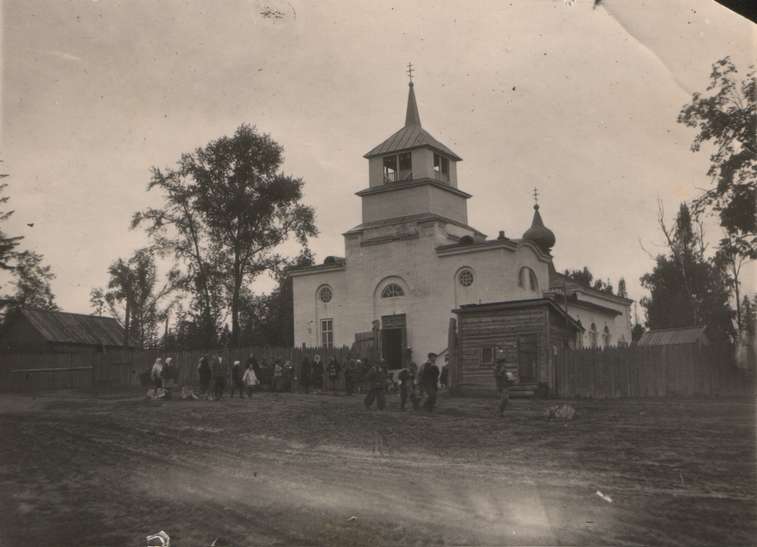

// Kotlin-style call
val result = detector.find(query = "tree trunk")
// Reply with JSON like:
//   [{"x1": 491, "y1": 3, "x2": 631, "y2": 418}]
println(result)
[
  {"x1": 231, "y1": 274, "x2": 241, "y2": 347},
  {"x1": 124, "y1": 300, "x2": 131, "y2": 348}
]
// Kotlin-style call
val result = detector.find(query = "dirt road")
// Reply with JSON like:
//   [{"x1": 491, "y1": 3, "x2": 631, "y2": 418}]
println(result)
[{"x1": 0, "y1": 392, "x2": 754, "y2": 546}]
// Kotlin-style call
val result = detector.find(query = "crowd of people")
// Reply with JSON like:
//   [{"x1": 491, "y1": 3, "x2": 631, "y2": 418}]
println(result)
[{"x1": 145, "y1": 349, "x2": 458, "y2": 413}]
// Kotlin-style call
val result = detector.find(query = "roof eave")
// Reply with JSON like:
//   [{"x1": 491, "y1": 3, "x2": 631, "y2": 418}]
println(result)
[{"x1": 364, "y1": 143, "x2": 462, "y2": 162}]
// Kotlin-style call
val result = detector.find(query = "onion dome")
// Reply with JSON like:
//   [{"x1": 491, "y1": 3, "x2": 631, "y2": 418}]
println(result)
[{"x1": 522, "y1": 204, "x2": 556, "y2": 253}]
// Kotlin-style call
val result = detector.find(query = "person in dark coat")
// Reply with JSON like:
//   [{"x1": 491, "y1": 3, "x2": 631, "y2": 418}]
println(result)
[
  {"x1": 312, "y1": 354, "x2": 323, "y2": 392},
  {"x1": 284, "y1": 360, "x2": 295, "y2": 392},
  {"x1": 494, "y1": 349, "x2": 516, "y2": 416},
  {"x1": 272, "y1": 359, "x2": 284, "y2": 393},
  {"x1": 420, "y1": 352, "x2": 440, "y2": 412},
  {"x1": 212, "y1": 354, "x2": 227, "y2": 400},
  {"x1": 344, "y1": 359, "x2": 355, "y2": 395},
  {"x1": 197, "y1": 354, "x2": 212, "y2": 399},
  {"x1": 300, "y1": 357, "x2": 312, "y2": 393},
  {"x1": 327, "y1": 357, "x2": 341, "y2": 393},
  {"x1": 230, "y1": 360, "x2": 245, "y2": 398},
  {"x1": 363, "y1": 361, "x2": 386, "y2": 410},
  {"x1": 398, "y1": 366, "x2": 411, "y2": 411}
]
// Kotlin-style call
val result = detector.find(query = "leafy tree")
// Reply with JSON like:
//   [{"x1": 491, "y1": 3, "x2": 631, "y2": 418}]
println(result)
[
  {"x1": 91, "y1": 249, "x2": 177, "y2": 348},
  {"x1": 6, "y1": 250, "x2": 58, "y2": 311},
  {"x1": 678, "y1": 57, "x2": 756, "y2": 257},
  {"x1": 640, "y1": 203, "x2": 734, "y2": 344},
  {"x1": 132, "y1": 164, "x2": 222, "y2": 346},
  {"x1": 0, "y1": 172, "x2": 23, "y2": 272},
  {"x1": 0, "y1": 171, "x2": 57, "y2": 316},
  {"x1": 563, "y1": 267, "x2": 616, "y2": 295},
  {"x1": 134, "y1": 124, "x2": 316, "y2": 347},
  {"x1": 238, "y1": 248, "x2": 314, "y2": 347},
  {"x1": 564, "y1": 267, "x2": 593, "y2": 287},
  {"x1": 714, "y1": 234, "x2": 750, "y2": 331},
  {"x1": 89, "y1": 288, "x2": 107, "y2": 316}
]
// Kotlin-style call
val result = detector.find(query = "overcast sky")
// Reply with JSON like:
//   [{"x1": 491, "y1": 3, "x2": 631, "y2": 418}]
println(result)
[{"x1": 1, "y1": 0, "x2": 755, "y2": 315}]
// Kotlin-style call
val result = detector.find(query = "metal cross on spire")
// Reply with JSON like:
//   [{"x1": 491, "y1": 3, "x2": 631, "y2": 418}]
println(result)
[
  {"x1": 533, "y1": 187, "x2": 540, "y2": 206},
  {"x1": 407, "y1": 62, "x2": 414, "y2": 83}
]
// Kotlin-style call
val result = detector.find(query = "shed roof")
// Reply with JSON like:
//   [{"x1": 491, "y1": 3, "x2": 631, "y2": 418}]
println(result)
[
  {"x1": 454, "y1": 298, "x2": 583, "y2": 332},
  {"x1": 8, "y1": 308, "x2": 128, "y2": 347},
  {"x1": 637, "y1": 326, "x2": 709, "y2": 347}
]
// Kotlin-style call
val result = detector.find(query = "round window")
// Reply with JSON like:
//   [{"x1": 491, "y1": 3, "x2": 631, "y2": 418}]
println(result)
[
  {"x1": 319, "y1": 286, "x2": 333, "y2": 303},
  {"x1": 458, "y1": 269, "x2": 474, "y2": 287}
]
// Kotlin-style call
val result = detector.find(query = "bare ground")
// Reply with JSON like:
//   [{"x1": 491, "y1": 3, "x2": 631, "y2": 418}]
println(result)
[{"x1": 0, "y1": 391, "x2": 754, "y2": 547}]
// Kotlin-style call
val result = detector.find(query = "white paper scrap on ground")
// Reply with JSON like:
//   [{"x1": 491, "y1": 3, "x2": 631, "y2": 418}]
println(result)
[
  {"x1": 596, "y1": 490, "x2": 613, "y2": 503},
  {"x1": 146, "y1": 530, "x2": 170, "y2": 547}
]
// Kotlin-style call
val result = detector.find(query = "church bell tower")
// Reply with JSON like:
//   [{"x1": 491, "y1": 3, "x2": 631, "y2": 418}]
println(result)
[{"x1": 356, "y1": 68, "x2": 472, "y2": 227}]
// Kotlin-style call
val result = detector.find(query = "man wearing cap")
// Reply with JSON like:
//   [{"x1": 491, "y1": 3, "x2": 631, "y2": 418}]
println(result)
[
  {"x1": 363, "y1": 361, "x2": 386, "y2": 410},
  {"x1": 420, "y1": 352, "x2": 440, "y2": 412},
  {"x1": 211, "y1": 353, "x2": 227, "y2": 400},
  {"x1": 493, "y1": 348, "x2": 515, "y2": 416}
]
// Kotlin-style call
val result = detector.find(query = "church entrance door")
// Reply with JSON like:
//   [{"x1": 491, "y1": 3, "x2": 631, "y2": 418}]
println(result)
[{"x1": 381, "y1": 314, "x2": 406, "y2": 370}]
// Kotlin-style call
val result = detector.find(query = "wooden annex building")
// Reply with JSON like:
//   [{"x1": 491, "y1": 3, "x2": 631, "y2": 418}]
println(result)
[
  {"x1": 451, "y1": 298, "x2": 582, "y2": 396},
  {"x1": 0, "y1": 308, "x2": 128, "y2": 354}
]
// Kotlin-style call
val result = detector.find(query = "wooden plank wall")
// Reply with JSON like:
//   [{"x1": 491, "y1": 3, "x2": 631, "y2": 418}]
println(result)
[
  {"x1": 457, "y1": 308, "x2": 547, "y2": 388},
  {"x1": 554, "y1": 344, "x2": 747, "y2": 398},
  {"x1": 0, "y1": 345, "x2": 355, "y2": 393}
]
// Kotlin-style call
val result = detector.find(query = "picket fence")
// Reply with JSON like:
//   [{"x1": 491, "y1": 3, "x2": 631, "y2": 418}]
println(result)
[
  {"x1": 0, "y1": 345, "x2": 354, "y2": 393},
  {"x1": 554, "y1": 344, "x2": 748, "y2": 398}
]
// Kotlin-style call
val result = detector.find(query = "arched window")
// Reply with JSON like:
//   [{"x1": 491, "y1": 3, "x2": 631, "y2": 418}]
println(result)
[
  {"x1": 518, "y1": 267, "x2": 539, "y2": 291},
  {"x1": 381, "y1": 283, "x2": 405, "y2": 298},
  {"x1": 576, "y1": 319, "x2": 583, "y2": 348},
  {"x1": 318, "y1": 285, "x2": 333, "y2": 303},
  {"x1": 589, "y1": 323, "x2": 598, "y2": 348},
  {"x1": 458, "y1": 269, "x2": 474, "y2": 287}
]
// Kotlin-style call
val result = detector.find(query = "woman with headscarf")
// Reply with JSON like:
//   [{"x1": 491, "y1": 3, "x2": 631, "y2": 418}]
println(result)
[
  {"x1": 242, "y1": 361, "x2": 259, "y2": 398},
  {"x1": 151, "y1": 358, "x2": 164, "y2": 390}
]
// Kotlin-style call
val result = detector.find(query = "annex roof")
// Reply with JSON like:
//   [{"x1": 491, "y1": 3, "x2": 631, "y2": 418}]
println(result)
[
  {"x1": 637, "y1": 327, "x2": 709, "y2": 347},
  {"x1": 10, "y1": 308, "x2": 128, "y2": 347},
  {"x1": 454, "y1": 298, "x2": 584, "y2": 332},
  {"x1": 549, "y1": 268, "x2": 633, "y2": 305}
]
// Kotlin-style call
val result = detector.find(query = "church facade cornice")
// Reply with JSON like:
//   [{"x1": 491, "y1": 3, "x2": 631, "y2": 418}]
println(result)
[
  {"x1": 288, "y1": 263, "x2": 346, "y2": 278},
  {"x1": 355, "y1": 178, "x2": 472, "y2": 199},
  {"x1": 436, "y1": 238, "x2": 553, "y2": 263},
  {"x1": 343, "y1": 212, "x2": 485, "y2": 238}
]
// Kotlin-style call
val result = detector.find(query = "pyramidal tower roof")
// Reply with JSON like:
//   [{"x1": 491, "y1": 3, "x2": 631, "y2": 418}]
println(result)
[
  {"x1": 364, "y1": 79, "x2": 462, "y2": 161},
  {"x1": 405, "y1": 81, "x2": 421, "y2": 126}
]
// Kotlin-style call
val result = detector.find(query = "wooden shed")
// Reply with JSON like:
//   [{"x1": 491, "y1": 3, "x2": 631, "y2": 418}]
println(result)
[
  {"x1": 452, "y1": 298, "x2": 582, "y2": 397},
  {"x1": 0, "y1": 308, "x2": 128, "y2": 354}
]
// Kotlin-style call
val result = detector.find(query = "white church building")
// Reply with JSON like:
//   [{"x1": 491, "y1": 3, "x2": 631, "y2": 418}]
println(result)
[{"x1": 290, "y1": 79, "x2": 632, "y2": 369}]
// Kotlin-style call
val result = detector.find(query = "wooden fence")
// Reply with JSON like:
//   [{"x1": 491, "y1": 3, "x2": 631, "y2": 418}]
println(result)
[
  {"x1": 0, "y1": 345, "x2": 354, "y2": 393},
  {"x1": 554, "y1": 344, "x2": 749, "y2": 398}
]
